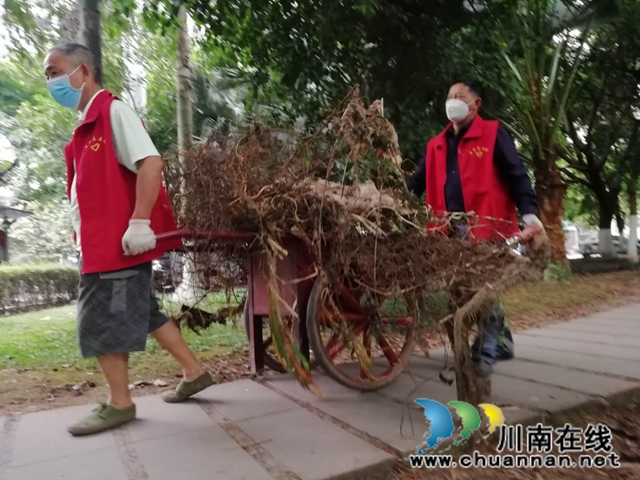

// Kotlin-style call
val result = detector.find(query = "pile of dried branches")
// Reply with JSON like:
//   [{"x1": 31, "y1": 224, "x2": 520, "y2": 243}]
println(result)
[{"x1": 165, "y1": 89, "x2": 548, "y2": 402}]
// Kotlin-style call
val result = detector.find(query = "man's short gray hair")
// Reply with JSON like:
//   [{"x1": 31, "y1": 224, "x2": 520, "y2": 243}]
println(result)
[{"x1": 49, "y1": 42, "x2": 102, "y2": 85}]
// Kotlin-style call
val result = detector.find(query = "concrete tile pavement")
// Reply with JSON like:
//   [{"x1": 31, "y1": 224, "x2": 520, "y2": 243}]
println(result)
[
  {"x1": 265, "y1": 373, "x2": 427, "y2": 455},
  {"x1": 580, "y1": 304, "x2": 639, "y2": 321},
  {"x1": 512, "y1": 334, "x2": 640, "y2": 361},
  {"x1": 235, "y1": 408, "x2": 393, "y2": 480},
  {"x1": 9, "y1": 406, "x2": 117, "y2": 468},
  {"x1": 492, "y1": 359, "x2": 639, "y2": 396},
  {"x1": 133, "y1": 426, "x2": 273, "y2": 480},
  {"x1": 196, "y1": 379, "x2": 299, "y2": 422},
  {"x1": 6, "y1": 448, "x2": 128, "y2": 480},
  {"x1": 1, "y1": 303, "x2": 639, "y2": 480},
  {"x1": 519, "y1": 328, "x2": 640, "y2": 348}
]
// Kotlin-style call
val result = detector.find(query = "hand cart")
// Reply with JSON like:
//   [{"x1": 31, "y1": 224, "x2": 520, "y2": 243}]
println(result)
[{"x1": 157, "y1": 230, "x2": 417, "y2": 391}]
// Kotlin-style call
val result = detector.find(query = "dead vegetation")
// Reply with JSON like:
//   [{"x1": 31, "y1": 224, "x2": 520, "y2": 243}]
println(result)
[{"x1": 165, "y1": 89, "x2": 548, "y2": 402}]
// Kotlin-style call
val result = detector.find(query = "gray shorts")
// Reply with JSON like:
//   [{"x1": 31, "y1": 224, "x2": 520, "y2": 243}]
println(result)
[{"x1": 77, "y1": 262, "x2": 168, "y2": 358}]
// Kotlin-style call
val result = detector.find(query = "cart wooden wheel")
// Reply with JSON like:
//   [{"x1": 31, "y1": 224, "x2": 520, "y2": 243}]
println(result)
[
  {"x1": 243, "y1": 294, "x2": 318, "y2": 373},
  {"x1": 306, "y1": 278, "x2": 417, "y2": 391}
]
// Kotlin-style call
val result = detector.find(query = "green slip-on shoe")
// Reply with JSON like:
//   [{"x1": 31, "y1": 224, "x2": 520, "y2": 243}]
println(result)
[
  {"x1": 162, "y1": 371, "x2": 214, "y2": 403},
  {"x1": 68, "y1": 403, "x2": 136, "y2": 436}
]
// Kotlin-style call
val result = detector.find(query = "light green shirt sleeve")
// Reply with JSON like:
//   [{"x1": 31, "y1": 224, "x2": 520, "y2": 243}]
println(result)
[{"x1": 109, "y1": 100, "x2": 160, "y2": 173}]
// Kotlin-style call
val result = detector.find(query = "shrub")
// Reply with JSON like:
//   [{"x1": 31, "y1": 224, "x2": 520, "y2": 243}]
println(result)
[{"x1": 0, "y1": 264, "x2": 78, "y2": 314}]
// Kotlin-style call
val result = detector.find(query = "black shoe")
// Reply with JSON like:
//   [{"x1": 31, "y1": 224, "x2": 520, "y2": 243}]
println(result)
[{"x1": 496, "y1": 344, "x2": 514, "y2": 361}]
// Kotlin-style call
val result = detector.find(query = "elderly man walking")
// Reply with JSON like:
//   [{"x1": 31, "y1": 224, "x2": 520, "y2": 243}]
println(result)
[
  {"x1": 407, "y1": 78, "x2": 543, "y2": 376},
  {"x1": 44, "y1": 43, "x2": 213, "y2": 436}
]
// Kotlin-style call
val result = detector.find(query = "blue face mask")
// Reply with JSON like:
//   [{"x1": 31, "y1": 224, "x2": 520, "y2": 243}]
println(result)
[{"x1": 47, "y1": 66, "x2": 85, "y2": 109}]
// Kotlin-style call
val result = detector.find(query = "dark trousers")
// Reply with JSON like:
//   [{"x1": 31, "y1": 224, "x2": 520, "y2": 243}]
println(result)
[
  {"x1": 452, "y1": 220, "x2": 514, "y2": 366},
  {"x1": 471, "y1": 303, "x2": 514, "y2": 365}
]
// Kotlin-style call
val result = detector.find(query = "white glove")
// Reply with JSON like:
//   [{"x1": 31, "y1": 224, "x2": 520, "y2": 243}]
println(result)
[
  {"x1": 520, "y1": 214, "x2": 544, "y2": 244},
  {"x1": 523, "y1": 214, "x2": 543, "y2": 228},
  {"x1": 122, "y1": 219, "x2": 156, "y2": 256}
]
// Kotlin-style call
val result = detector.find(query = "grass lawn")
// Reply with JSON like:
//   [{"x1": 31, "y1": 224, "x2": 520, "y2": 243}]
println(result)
[
  {"x1": 503, "y1": 270, "x2": 640, "y2": 331},
  {"x1": 0, "y1": 305, "x2": 247, "y2": 372},
  {"x1": 1, "y1": 269, "x2": 639, "y2": 413},
  {"x1": 0, "y1": 304, "x2": 248, "y2": 413}
]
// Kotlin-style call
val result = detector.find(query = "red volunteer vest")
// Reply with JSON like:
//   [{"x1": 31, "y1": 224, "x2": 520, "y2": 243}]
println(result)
[
  {"x1": 425, "y1": 116, "x2": 519, "y2": 241},
  {"x1": 64, "y1": 90, "x2": 183, "y2": 274}
]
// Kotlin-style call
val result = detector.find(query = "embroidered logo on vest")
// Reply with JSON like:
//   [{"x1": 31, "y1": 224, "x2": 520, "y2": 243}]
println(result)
[
  {"x1": 86, "y1": 136, "x2": 105, "y2": 152},
  {"x1": 469, "y1": 146, "x2": 489, "y2": 158}
]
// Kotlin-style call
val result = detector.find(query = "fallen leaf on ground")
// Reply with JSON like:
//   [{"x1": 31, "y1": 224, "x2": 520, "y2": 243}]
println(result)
[
  {"x1": 71, "y1": 381, "x2": 95, "y2": 391},
  {"x1": 153, "y1": 379, "x2": 168, "y2": 387},
  {"x1": 49, "y1": 383, "x2": 73, "y2": 393}
]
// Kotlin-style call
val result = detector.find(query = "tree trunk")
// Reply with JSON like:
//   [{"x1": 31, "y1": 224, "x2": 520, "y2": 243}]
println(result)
[
  {"x1": 176, "y1": 6, "x2": 194, "y2": 156},
  {"x1": 629, "y1": 176, "x2": 638, "y2": 263},
  {"x1": 615, "y1": 209, "x2": 625, "y2": 240},
  {"x1": 173, "y1": 254, "x2": 207, "y2": 305},
  {"x1": 443, "y1": 318, "x2": 491, "y2": 406},
  {"x1": 175, "y1": 6, "x2": 197, "y2": 304},
  {"x1": 535, "y1": 162, "x2": 570, "y2": 280},
  {"x1": 80, "y1": 0, "x2": 102, "y2": 85},
  {"x1": 598, "y1": 203, "x2": 615, "y2": 257}
]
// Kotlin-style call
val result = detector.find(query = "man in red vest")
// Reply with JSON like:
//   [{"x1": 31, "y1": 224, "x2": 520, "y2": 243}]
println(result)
[
  {"x1": 44, "y1": 43, "x2": 214, "y2": 436},
  {"x1": 407, "y1": 79, "x2": 543, "y2": 376}
]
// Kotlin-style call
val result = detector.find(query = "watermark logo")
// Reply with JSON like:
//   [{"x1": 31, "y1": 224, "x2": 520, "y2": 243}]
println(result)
[
  {"x1": 414, "y1": 398, "x2": 504, "y2": 453},
  {"x1": 410, "y1": 398, "x2": 621, "y2": 470}
]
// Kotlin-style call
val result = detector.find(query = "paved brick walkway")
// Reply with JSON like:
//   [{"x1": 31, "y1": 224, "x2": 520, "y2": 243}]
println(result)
[{"x1": 1, "y1": 304, "x2": 639, "y2": 480}]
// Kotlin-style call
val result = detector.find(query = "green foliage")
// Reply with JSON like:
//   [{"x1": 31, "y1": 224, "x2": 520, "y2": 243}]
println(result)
[
  {"x1": 560, "y1": 0, "x2": 640, "y2": 226},
  {"x1": 543, "y1": 259, "x2": 573, "y2": 282},
  {"x1": 1, "y1": 0, "x2": 635, "y2": 263},
  {"x1": 6, "y1": 92, "x2": 76, "y2": 203},
  {"x1": 118, "y1": 16, "x2": 246, "y2": 153},
  {"x1": 563, "y1": 183, "x2": 598, "y2": 226},
  {"x1": 130, "y1": 0, "x2": 477, "y2": 157},
  {"x1": 140, "y1": 30, "x2": 179, "y2": 152},
  {"x1": 421, "y1": 290, "x2": 452, "y2": 322},
  {"x1": 0, "y1": 63, "x2": 38, "y2": 116},
  {"x1": 496, "y1": 0, "x2": 594, "y2": 163},
  {"x1": 0, "y1": 264, "x2": 78, "y2": 314},
  {"x1": 192, "y1": 68, "x2": 245, "y2": 140},
  {"x1": 9, "y1": 199, "x2": 76, "y2": 264}
]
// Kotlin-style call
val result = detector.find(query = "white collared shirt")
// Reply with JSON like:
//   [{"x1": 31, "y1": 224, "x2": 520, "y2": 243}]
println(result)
[{"x1": 69, "y1": 90, "x2": 160, "y2": 247}]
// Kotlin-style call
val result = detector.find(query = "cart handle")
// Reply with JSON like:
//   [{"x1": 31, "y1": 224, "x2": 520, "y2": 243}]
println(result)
[{"x1": 156, "y1": 229, "x2": 256, "y2": 242}]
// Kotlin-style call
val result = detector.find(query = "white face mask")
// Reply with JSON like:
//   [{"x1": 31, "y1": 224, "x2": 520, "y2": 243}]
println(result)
[{"x1": 446, "y1": 99, "x2": 471, "y2": 122}]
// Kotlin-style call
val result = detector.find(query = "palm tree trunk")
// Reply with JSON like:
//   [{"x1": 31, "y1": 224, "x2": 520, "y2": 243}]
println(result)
[{"x1": 535, "y1": 158, "x2": 570, "y2": 280}]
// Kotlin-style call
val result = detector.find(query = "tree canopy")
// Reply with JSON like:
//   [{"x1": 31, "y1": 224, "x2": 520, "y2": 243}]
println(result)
[{"x1": 1, "y1": 0, "x2": 639, "y2": 265}]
